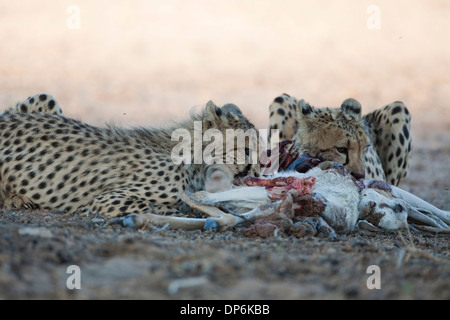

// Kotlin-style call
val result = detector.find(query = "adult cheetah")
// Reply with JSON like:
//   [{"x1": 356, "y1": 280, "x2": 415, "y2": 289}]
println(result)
[
  {"x1": 0, "y1": 94, "x2": 259, "y2": 228},
  {"x1": 268, "y1": 94, "x2": 412, "y2": 186}
]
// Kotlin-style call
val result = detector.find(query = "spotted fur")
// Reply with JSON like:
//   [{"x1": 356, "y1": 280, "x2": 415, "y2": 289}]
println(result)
[
  {"x1": 1, "y1": 94, "x2": 64, "y2": 117},
  {"x1": 269, "y1": 94, "x2": 412, "y2": 185},
  {"x1": 0, "y1": 94, "x2": 259, "y2": 219}
]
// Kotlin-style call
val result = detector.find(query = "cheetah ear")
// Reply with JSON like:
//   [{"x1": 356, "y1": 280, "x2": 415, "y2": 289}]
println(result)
[
  {"x1": 341, "y1": 98, "x2": 362, "y2": 120},
  {"x1": 203, "y1": 100, "x2": 222, "y2": 129},
  {"x1": 221, "y1": 103, "x2": 242, "y2": 116},
  {"x1": 297, "y1": 99, "x2": 314, "y2": 118},
  {"x1": 220, "y1": 103, "x2": 243, "y2": 123}
]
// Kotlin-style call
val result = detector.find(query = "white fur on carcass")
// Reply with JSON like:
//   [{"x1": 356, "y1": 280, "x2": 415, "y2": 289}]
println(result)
[
  {"x1": 254, "y1": 168, "x2": 448, "y2": 233},
  {"x1": 187, "y1": 165, "x2": 449, "y2": 234},
  {"x1": 199, "y1": 167, "x2": 363, "y2": 233},
  {"x1": 358, "y1": 188, "x2": 407, "y2": 231},
  {"x1": 275, "y1": 168, "x2": 361, "y2": 233},
  {"x1": 118, "y1": 164, "x2": 448, "y2": 233}
]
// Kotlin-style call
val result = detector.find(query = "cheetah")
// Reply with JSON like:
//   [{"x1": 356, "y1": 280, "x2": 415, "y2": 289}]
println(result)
[
  {"x1": 268, "y1": 93, "x2": 412, "y2": 186},
  {"x1": 0, "y1": 94, "x2": 259, "y2": 228}
]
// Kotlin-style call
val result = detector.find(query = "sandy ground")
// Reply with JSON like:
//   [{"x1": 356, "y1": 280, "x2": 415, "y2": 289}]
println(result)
[{"x1": 0, "y1": 1, "x2": 449, "y2": 300}]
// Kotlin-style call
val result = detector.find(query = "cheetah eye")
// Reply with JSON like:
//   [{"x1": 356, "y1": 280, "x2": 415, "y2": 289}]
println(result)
[{"x1": 336, "y1": 147, "x2": 347, "y2": 154}]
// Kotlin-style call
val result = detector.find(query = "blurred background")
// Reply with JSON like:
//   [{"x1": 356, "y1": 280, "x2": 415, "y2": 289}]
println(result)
[{"x1": 0, "y1": 0, "x2": 448, "y2": 206}]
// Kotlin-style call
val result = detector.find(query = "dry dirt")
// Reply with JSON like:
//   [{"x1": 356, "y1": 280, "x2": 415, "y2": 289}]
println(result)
[{"x1": 0, "y1": 1, "x2": 449, "y2": 300}]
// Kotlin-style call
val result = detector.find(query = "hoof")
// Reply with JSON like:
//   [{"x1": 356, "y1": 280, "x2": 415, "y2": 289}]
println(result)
[{"x1": 204, "y1": 218, "x2": 220, "y2": 231}]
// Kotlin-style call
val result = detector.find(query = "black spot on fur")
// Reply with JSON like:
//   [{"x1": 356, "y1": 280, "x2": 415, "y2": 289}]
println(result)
[
  {"x1": 214, "y1": 106, "x2": 222, "y2": 117},
  {"x1": 274, "y1": 96, "x2": 284, "y2": 104},
  {"x1": 402, "y1": 124, "x2": 409, "y2": 139},
  {"x1": 391, "y1": 106, "x2": 402, "y2": 115},
  {"x1": 301, "y1": 105, "x2": 312, "y2": 115},
  {"x1": 399, "y1": 133, "x2": 405, "y2": 146}
]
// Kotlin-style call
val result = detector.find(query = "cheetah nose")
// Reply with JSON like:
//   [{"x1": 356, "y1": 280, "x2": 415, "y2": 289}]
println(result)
[{"x1": 351, "y1": 172, "x2": 365, "y2": 180}]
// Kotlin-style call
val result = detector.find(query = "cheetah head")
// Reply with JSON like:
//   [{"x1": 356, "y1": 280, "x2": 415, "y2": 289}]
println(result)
[
  {"x1": 201, "y1": 101, "x2": 260, "y2": 186},
  {"x1": 294, "y1": 98, "x2": 370, "y2": 180}
]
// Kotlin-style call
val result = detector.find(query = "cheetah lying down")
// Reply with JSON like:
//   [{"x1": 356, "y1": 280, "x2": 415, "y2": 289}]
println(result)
[
  {"x1": 0, "y1": 93, "x2": 447, "y2": 236},
  {"x1": 139, "y1": 162, "x2": 449, "y2": 236}
]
